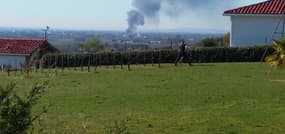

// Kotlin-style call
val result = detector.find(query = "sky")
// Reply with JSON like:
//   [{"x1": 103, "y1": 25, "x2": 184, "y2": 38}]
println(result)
[{"x1": 0, "y1": 0, "x2": 264, "y2": 32}]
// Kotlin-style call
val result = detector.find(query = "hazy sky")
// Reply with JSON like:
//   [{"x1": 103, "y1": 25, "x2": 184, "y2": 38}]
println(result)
[{"x1": 0, "y1": 0, "x2": 263, "y2": 32}]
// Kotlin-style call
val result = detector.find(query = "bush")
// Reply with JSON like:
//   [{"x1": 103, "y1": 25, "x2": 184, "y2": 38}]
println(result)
[
  {"x1": 41, "y1": 46, "x2": 274, "y2": 68},
  {"x1": 0, "y1": 82, "x2": 48, "y2": 134}
]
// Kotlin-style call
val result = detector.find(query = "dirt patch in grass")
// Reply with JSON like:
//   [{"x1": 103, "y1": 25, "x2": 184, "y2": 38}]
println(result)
[{"x1": 270, "y1": 80, "x2": 285, "y2": 83}]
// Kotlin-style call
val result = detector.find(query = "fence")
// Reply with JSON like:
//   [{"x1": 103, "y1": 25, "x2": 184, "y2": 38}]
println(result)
[
  {"x1": 1, "y1": 46, "x2": 274, "y2": 76},
  {"x1": 41, "y1": 46, "x2": 273, "y2": 68}
]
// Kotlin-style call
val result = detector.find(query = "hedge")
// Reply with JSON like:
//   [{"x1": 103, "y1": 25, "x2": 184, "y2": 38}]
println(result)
[{"x1": 41, "y1": 46, "x2": 274, "y2": 68}]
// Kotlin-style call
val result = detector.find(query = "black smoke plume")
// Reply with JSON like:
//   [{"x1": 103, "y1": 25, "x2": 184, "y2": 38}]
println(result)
[
  {"x1": 127, "y1": 10, "x2": 145, "y2": 33},
  {"x1": 126, "y1": 0, "x2": 253, "y2": 33}
]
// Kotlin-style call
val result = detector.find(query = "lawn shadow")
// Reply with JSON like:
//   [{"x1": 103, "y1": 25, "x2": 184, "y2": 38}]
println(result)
[{"x1": 192, "y1": 64, "x2": 216, "y2": 67}]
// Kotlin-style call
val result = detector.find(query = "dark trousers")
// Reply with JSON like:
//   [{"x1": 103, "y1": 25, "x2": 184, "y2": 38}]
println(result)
[{"x1": 175, "y1": 52, "x2": 192, "y2": 66}]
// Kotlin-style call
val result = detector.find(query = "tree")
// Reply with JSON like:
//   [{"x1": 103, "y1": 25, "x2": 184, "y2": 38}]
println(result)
[
  {"x1": 223, "y1": 32, "x2": 230, "y2": 47},
  {"x1": 265, "y1": 38, "x2": 285, "y2": 69},
  {"x1": 82, "y1": 38, "x2": 105, "y2": 53},
  {"x1": 195, "y1": 37, "x2": 224, "y2": 47}
]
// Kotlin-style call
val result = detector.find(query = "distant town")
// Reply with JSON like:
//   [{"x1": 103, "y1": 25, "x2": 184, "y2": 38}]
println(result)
[{"x1": 0, "y1": 27, "x2": 223, "y2": 53}]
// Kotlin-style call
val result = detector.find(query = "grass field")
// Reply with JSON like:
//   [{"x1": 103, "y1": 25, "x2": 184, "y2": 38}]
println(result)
[{"x1": 0, "y1": 63, "x2": 285, "y2": 133}]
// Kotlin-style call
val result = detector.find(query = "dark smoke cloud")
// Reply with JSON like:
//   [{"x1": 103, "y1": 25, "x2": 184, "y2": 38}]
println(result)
[
  {"x1": 127, "y1": 10, "x2": 145, "y2": 33},
  {"x1": 127, "y1": 0, "x2": 161, "y2": 33},
  {"x1": 127, "y1": 0, "x2": 248, "y2": 33},
  {"x1": 133, "y1": 0, "x2": 162, "y2": 19}
]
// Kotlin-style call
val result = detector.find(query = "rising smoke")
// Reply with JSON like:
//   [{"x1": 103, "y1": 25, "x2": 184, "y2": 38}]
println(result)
[
  {"x1": 127, "y1": 10, "x2": 145, "y2": 33},
  {"x1": 127, "y1": 0, "x2": 161, "y2": 34},
  {"x1": 126, "y1": 0, "x2": 251, "y2": 33}
]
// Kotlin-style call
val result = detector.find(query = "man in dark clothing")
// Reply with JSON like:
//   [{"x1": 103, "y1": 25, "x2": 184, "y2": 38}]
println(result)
[{"x1": 175, "y1": 40, "x2": 192, "y2": 66}]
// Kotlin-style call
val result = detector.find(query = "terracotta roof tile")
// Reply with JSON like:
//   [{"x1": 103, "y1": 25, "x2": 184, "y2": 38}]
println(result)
[
  {"x1": 0, "y1": 38, "x2": 47, "y2": 55},
  {"x1": 224, "y1": 0, "x2": 285, "y2": 15}
]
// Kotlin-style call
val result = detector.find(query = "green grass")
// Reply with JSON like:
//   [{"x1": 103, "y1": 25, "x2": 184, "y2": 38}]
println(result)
[{"x1": 0, "y1": 63, "x2": 285, "y2": 133}]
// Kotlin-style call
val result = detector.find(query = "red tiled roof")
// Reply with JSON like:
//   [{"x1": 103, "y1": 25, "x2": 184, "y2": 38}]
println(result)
[
  {"x1": 224, "y1": 0, "x2": 285, "y2": 15},
  {"x1": 0, "y1": 38, "x2": 47, "y2": 55}
]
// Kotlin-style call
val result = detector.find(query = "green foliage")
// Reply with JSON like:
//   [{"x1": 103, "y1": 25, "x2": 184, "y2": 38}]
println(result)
[
  {"x1": 0, "y1": 82, "x2": 48, "y2": 134},
  {"x1": 266, "y1": 39, "x2": 285, "y2": 69},
  {"x1": 195, "y1": 37, "x2": 225, "y2": 47},
  {"x1": 82, "y1": 38, "x2": 105, "y2": 53},
  {"x1": 223, "y1": 32, "x2": 230, "y2": 47},
  {"x1": 42, "y1": 46, "x2": 273, "y2": 68}
]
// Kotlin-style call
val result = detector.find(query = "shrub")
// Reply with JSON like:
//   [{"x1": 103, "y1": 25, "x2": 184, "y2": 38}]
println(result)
[
  {"x1": 41, "y1": 46, "x2": 274, "y2": 68},
  {"x1": 0, "y1": 82, "x2": 48, "y2": 134}
]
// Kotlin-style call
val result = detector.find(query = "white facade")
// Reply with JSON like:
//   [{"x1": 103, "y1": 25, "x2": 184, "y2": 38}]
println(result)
[
  {"x1": 0, "y1": 54, "x2": 27, "y2": 69},
  {"x1": 229, "y1": 15, "x2": 283, "y2": 47}
]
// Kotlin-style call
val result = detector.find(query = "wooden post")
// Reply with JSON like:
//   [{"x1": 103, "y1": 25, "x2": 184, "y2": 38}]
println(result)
[
  {"x1": 135, "y1": 52, "x2": 139, "y2": 66},
  {"x1": 158, "y1": 50, "x2": 161, "y2": 68},
  {"x1": 105, "y1": 52, "x2": 109, "y2": 69},
  {"x1": 40, "y1": 57, "x2": 44, "y2": 73},
  {"x1": 48, "y1": 56, "x2": 51, "y2": 72},
  {"x1": 88, "y1": 54, "x2": 91, "y2": 72},
  {"x1": 7, "y1": 66, "x2": 10, "y2": 77},
  {"x1": 55, "y1": 55, "x2": 58, "y2": 76},
  {"x1": 128, "y1": 51, "x2": 131, "y2": 71},
  {"x1": 81, "y1": 55, "x2": 84, "y2": 72},
  {"x1": 61, "y1": 55, "x2": 64, "y2": 74},
  {"x1": 151, "y1": 50, "x2": 154, "y2": 67},
  {"x1": 20, "y1": 64, "x2": 23, "y2": 74},
  {"x1": 144, "y1": 50, "x2": 146, "y2": 67},
  {"x1": 14, "y1": 60, "x2": 17, "y2": 76},
  {"x1": 74, "y1": 55, "x2": 77, "y2": 71},
  {"x1": 67, "y1": 55, "x2": 70, "y2": 70},
  {"x1": 99, "y1": 54, "x2": 102, "y2": 68},
  {"x1": 95, "y1": 54, "x2": 98, "y2": 72},
  {"x1": 120, "y1": 52, "x2": 123, "y2": 70},
  {"x1": 26, "y1": 64, "x2": 30, "y2": 78},
  {"x1": 113, "y1": 52, "x2": 116, "y2": 69}
]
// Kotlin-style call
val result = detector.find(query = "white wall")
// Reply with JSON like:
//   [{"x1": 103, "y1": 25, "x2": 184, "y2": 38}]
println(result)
[
  {"x1": 231, "y1": 15, "x2": 283, "y2": 47},
  {"x1": 0, "y1": 55, "x2": 27, "y2": 69}
]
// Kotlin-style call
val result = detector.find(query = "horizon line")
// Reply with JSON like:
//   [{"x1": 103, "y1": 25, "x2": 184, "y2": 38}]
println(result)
[{"x1": 0, "y1": 26, "x2": 229, "y2": 34}]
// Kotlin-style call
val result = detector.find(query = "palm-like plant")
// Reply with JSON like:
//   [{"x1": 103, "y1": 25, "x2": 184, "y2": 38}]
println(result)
[{"x1": 265, "y1": 38, "x2": 285, "y2": 69}]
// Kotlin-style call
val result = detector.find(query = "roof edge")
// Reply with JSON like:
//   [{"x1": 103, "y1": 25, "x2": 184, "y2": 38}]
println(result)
[
  {"x1": 223, "y1": 13, "x2": 285, "y2": 17},
  {"x1": 0, "y1": 38, "x2": 46, "y2": 41},
  {"x1": 224, "y1": 0, "x2": 271, "y2": 14},
  {"x1": 0, "y1": 53, "x2": 29, "y2": 56}
]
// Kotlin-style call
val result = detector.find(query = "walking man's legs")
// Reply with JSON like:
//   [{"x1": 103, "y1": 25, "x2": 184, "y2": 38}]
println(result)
[
  {"x1": 175, "y1": 53, "x2": 182, "y2": 66},
  {"x1": 184, "y1": 53, "x2": 192, "y2": 66}
]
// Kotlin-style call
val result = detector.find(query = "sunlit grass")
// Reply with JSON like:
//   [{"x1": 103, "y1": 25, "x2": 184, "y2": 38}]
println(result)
[{"x1": 0, "y1": 63, "x2": 284, "y2": 133}]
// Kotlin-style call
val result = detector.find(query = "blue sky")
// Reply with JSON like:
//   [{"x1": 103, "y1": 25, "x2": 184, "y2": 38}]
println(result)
[{"x1": 0, "y1": 0, "x2": 263, "y2": 32}]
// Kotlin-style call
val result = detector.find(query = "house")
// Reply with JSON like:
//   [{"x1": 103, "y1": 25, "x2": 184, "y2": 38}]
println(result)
[
  {"x1": 224, "y1": 0, "x2": 285, "y2": 47},
  {"x1": 0, "y1": 38, "x2": 59, "y2": 69}
]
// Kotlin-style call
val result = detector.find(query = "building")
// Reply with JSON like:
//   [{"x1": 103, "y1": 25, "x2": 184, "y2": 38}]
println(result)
[
  {"x1": 0, "y1": 38, "x2": 59, "y2": 69},
  {"x1": 224, "y1": 0, "x2": 285, "y2": 47}
]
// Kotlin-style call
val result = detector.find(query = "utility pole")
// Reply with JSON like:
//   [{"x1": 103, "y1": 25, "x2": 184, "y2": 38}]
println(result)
[{"x1": 43, "y1": 26, "x2": 50, "y2": 40}]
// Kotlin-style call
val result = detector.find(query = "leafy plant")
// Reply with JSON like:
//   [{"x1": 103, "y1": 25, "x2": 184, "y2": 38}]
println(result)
[
  {"x1": 83, "y1": 38, "x2": 105, "y2": 53},
  {"x1": 105, "y1": 118, "x2": 130, "y2": 134},
  {"x1": 265, "y1": 39, "x2": 285, "y2": 69},
  {"x1": 0, "y1": 81, "x2": 49, "y2": 134}
]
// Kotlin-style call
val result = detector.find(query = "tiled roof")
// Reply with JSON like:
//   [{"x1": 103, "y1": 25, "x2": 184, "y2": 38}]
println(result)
[
  {"x1": 224, "y1": 0, "x2": 285, "y2": 15},
  {"x1": 0, "y1": 38, "x2": 47, "y2": 55}
]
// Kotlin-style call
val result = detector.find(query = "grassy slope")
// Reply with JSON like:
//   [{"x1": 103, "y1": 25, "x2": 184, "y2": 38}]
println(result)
[{"x1": 0, "y1": 63, "x2": 285, "y2": 133}]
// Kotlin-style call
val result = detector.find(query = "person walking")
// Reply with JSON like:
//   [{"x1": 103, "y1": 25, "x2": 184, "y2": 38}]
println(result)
[{"x1": 174, "y1": 40, "x2": 192, "y2": 66}]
